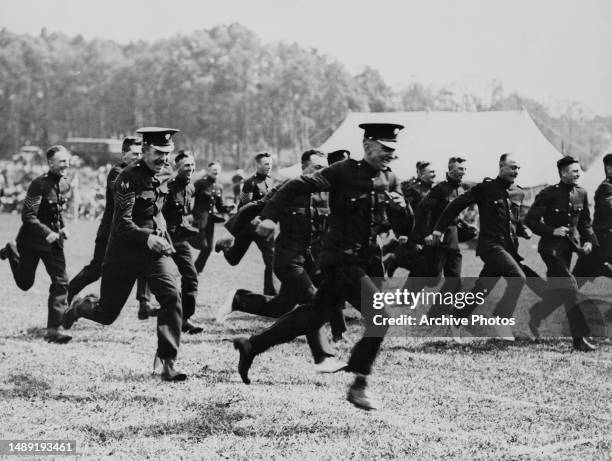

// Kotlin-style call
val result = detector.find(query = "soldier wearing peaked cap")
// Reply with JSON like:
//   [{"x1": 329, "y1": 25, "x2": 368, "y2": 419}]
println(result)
[
  {"x1": 63, "y1": 127, "x2": 188, "y2": 381},
  {"x1": 1, "y1": 145, "x2": 72, "y2": 344},
  {"x1": 232, "y1": 122, "x2": 414, "y2": 411},
  {"x1": 526, "y1": 156, "x2": 599, "y2": 351}
]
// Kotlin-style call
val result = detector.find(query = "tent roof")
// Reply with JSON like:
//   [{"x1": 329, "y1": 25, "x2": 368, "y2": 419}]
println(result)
[
  {"x1": 580, "y1": 147, "x2": 611, "y2": 194},
  {"x1": 297, "y1": 110, "x2": 562, "y2": 188}
]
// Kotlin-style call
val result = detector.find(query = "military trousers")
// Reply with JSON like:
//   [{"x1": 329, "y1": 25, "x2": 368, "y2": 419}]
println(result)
[
  {"x1": 68, "y1": 237, "x2": 151, "y2": 305},
  {"x1": 531, "y1": 249, "x2": 590, "y2": 338},
  {"x1": 249, "y1": 258, "x2": 388, "y2": 375},
  {"x1": 453, "y1": 245, "x2": 527, "y2": 319},
  {"x1": 193, "y1": 223, "x2": 215, "y2": 273},
  {"x1": 573, "y1": 232, "x2": 612, "y2": 281},
  {"x1": 234, "y1": 246, "x2": 334, "y2": 363},
  {"x1": 224, "y1": 230, "x2": 276, "y2": 296},
  {"x1": 9, "y1": 243, "x2": 68, "y2": 329},
  {"x1": 171, "y1": 240, "x2": 199, "y2": 321},
  {"x1": 81, "y1": 254, "x2": 183, "y2": 360}
]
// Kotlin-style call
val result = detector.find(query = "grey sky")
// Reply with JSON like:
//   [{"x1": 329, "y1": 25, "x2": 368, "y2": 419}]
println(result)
[{"x1": 1, "y1": 0, "x2": 611, "y2": 116}]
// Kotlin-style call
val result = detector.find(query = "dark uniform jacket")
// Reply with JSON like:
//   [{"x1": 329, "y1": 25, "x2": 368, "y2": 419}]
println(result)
[
  {"x1": 239, "y1": 172, "x2": 273, "y2": 208},
  {"x1": 403, "y1": 179, "x2": 432, "y2": 209},
  {"x1": 275, "y1": 187, "x2": 329, "y2": 254},
  {"x1": 224, "y1": 179, "x2": 330, "y2": 256},
  {"x1": 593, "y1": 178, "x2": 612, "y2": 234},
  {"x1": 96, "y1": 161, "x2": 128, "y2": 241},
  {"x1": 413, "y1": 175, "x2": 466, "y2": 248},
  {"x1": 260, "y1": 159, "x2": 413, "y2": 267},
  {"x1": 525, "y1": 181, "x2": 597, "y2": 255},
  {"x1": 435, "y1": 177, "x2": 528, "y2": 258},
  {"x1": 400, "y1": 177, "x2": 417, "y2": 199},
  {"x1": 105, "y1": 160, "x2": 172, "y2": 263},
  {"x1": 16, "y1": 171, "x2": 70, "y2": 252},
  {"x1": 162, "y1": 176, "x2": 197, "y2": 243},
  {"x1": 593, "y1": 177, "x2": 612, "y2": 262},
  {"x1": 193, "y1": 175, "x2": 229, "y2": 229}
]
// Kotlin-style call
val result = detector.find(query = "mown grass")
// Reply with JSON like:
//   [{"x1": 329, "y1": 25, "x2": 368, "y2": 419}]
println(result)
[{"x1": 0, "y1": 214, "x2": 610, "y2": 460}]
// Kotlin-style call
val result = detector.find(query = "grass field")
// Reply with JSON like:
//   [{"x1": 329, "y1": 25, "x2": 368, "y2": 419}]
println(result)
[{"x1": 0, "y1": 213, "x2": 610, "y2": 460}]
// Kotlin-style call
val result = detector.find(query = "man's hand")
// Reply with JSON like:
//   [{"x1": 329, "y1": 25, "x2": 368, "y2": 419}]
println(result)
[
  {"x1": 424, "y1": 234, "x2": 434, "y2": 246},
  {"x1": 429, "y1": 230, "x2": 444, "y2": 246},
  {"x1": 59, "y1": 228, "x2": 70, "y2": 240},
  {"x1": 255, "y1": 218, "x2": 276, "y2": 239},
  {"x1": 147, "y1": 235, "x2": 171, "y2": 253},
  {"x1": 387, "y1": 191, "x2": 406, "y2": 208},
  {"x1": 582, "y1": 242, "x2": 593, "y2": 255},
  {"x1": 45, "y1": 232, "x2": 60, "y2": 244},
  {"x1": 521, "y1": 227, "x2": 532, "y2": 239},
  {"x1": 552, "y1": 226, "x2": 569, "y2": 237}
]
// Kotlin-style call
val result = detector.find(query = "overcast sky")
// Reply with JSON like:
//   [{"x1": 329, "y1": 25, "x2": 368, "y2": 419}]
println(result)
[{"x1": 1, "y1": 0, "x2": 611, "y2": 116}]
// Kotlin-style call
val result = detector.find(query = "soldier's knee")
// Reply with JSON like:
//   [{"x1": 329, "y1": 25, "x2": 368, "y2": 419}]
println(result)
[
  {"x1": 49, "y1": 282, "x2": 68, "y2": 295},
  {"x1": 16, "y1": 278, "x2": 35, "y2": 291}
]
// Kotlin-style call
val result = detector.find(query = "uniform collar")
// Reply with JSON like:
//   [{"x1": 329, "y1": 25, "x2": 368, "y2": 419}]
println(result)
[
  {"x1": 255, "y1": 172, "x2": 269, "y2": 180},
  {"x1": 357, "y1": 159, "x2": 384, "y2": 177},
  {"x1": 494, "y1": 176, "x2": 513, "y2": 190},
  {"x1": 446, "y1": 173, "x2": 461, "y2": 187},
  {"x1": 138, "y1": 160, "x2": 157, "y2": 177},
  {"x1": 205, "y1": 174, "x2": 217, "y2": 183},
  {"x1": 47, "y1": 171, "x2": 62, "y2": 182},
  {"x1": 558, "y1": 180, "x2": 575, "y2": 191},
  {"x1": 175, "y1": 175, "x2": 190, "y2": 186}
]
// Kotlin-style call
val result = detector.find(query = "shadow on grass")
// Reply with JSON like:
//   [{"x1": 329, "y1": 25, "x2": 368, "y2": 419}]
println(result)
[
  {"x1": 2, "y1": 372, "x2": 51, "y2": 398},
  {"x1": 78, "y1": 403, "x2": 247, "y2": 443},
  {"x1": 1, "y1": 372, "x2": 162, "y2": 405},
  {"x1": 385, "y1": 338, "x2": 531, "y2": 354},
  {"x1": 78, "y1": 400, "x2": 350, "y2": 443}
]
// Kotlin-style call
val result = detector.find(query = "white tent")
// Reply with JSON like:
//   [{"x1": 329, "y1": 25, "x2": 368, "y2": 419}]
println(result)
[
  {"x1": 281, "y1": 109, "x2": 563, "y2": 188},
  {"x1": 580, "y1": 149, "x2": 611, "y2": 195}
]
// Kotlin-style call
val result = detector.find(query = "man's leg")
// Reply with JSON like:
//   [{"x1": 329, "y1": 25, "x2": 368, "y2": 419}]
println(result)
[
  {"x1": 230, "y1": 261, "x2": 334, "y2": 364},
  {"x1": 236, "y1": 267, "x2": 346, "y2": 384},
  {"x1": 40, "y1": 246, "x2": 69, "y2": 330},
  {"x1": 172, "y1": 241, "x2": 201, "y2": 334},
  {"x1": 539, "y1": 252, "x2": 591, "y2": 347},
  {"x1": 223, "y1": 231, "x2": 252, "y2": 266},
  {"x1": 255, "y1": 235, "x2": 276, "y2": 296},
  {"x1": 194, "y1": 224, "x2": 214, "y2": 273},
  {"x1": 136, "y1": 278, "x2": 156, "y2": 319},
  {"x1": 68, "y1": 261, "x2": 138, "y2": 326},
  {"x1": 145, "y1": 255, "x2": 184, "y2": 379},
  {"x1": 68, "y1": 238, "x2": 105, "y2": 303},
  {"x1": 9, "y1": 244, "x2": 40, "y2": 291},
  {"x1": 427, "y1": 249, "x2": 462, "y2": 318}
]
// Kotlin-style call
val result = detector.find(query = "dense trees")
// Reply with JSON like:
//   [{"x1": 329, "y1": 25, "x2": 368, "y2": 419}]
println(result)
[{"x1": 0, "y1": 24, "x2": 609, "y2": 168}]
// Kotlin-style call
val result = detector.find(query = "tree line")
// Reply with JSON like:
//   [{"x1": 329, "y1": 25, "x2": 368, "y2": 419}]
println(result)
[{"x1": 0, "y1": 23, "x2": 610, "y2": 168}]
